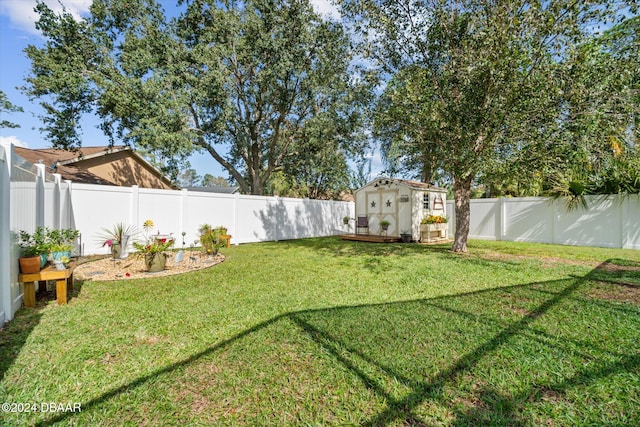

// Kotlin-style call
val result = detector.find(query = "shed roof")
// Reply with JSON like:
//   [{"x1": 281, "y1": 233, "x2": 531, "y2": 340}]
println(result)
[{"x1": 362, "y1": 177, "x2": 447, "y2": 192}]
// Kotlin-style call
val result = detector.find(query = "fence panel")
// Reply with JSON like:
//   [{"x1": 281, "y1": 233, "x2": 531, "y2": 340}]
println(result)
[
  {"x1": 503, "y1": 197, "x2": 555, "y2": 244},
  {"x1": 182, "y1": 191, "x2": 236, "y2": 246},
  {"x1": 468, "y1": 199, "x2": 501, "y2": 240},
  {"x1": 70, "y1": 184, "x2": 134, "y2": 255},
  {"x1": 623, "y1": 195, "x2": 640, "y2": 249},
  {"x1": 137, "y1": 188, "x2": 184, "y2": 238},
  {"x1": 555, "y1": 196, "x2": 622, "y2": 248},
  {"x1": 234, "y1": 195, "x2": 277, "y2": 243}
]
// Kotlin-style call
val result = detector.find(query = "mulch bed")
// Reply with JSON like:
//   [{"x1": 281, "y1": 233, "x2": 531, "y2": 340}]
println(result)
[{"x1": 75, "y1": 251, "x2": 225, "y2": 281}]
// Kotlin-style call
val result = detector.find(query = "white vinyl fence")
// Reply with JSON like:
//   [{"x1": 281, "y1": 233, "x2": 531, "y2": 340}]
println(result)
[
  {"x1": 446, "y1": 195, "x2": 640, "y2": 250},
  {"x1": 70, "y1": 184, "x2": 353, "y2": 255},
  {"x1": 1, "y1": 141, "x2": 639, "y2": 323}
]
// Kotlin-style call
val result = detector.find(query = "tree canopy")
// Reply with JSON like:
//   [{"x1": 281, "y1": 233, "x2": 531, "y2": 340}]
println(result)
[
  {"x1": 0, "y1": 91, "x2": 23, "y2": 129},
  {"x1": 24, "y1": 0, "x2": 372, "y2": 196},
  {"x1": 339, "y1": 0, "x2": 639, "y2": 251}
]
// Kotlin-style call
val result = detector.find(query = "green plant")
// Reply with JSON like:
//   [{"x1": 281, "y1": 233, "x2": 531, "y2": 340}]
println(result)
[
  {"x1": 17, "y1": 227, "x2": 48, "y2": 257},
  {"x1": 198, "y1": 224, "x2": 226, "y2": 254},
  {"x1": 47, "y1": 228, "x2": 80, "y2": 252},
  {"x1": 421, "y1": 215, "x2": 449, "y2": 224},
  {"x1": 132, "y1": 219, "x2": 174, "y2": 254},
  {"x1": 97, "y1": 222, "x2": 138, "y2": 248},
  {"x1": 343, "y1": 216, "x2": 351, "y2": 225}
]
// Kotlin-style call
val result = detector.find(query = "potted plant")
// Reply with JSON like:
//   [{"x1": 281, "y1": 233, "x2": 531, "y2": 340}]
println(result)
[
  {"x1": 379, "y1": 219, "x2": 391, "y2": 232},
  {"x1": 98, "y1": 223, "x2": 137, "y2": 259},
  {"x1": 133, "y1": 219, "x2": 174, "y2": 272},
  {"x1": 18, "y1": 227, "x2": 49, "y2": 273},
  {"x1": 343, "y1": 216, "x2": 351, "y2": 226},
  {"x1": 400, "y1": 230, "x2": 412, "y2": 243},
  {"x1": 198, "y1": 224, "x2": 226, "y2": 255},
  {"x1": 47, "y1": 228, "x2": 80, "y2": 261}
]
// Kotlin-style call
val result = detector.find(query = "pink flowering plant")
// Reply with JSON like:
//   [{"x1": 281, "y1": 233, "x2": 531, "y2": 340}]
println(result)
[{"x1": 132, "y1": 219, "x2": 174, "y2": 254}]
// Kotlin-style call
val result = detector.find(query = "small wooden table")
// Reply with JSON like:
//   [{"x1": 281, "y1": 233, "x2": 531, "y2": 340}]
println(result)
[
  {"x1": 18, "y1": 262, "x2": 75, "y2": 307},
  {"x1": 220, "y1": 234, "x2": 232, "y2": 248}
]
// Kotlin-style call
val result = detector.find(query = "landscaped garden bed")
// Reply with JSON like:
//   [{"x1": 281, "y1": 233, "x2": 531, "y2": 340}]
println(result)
[
  {"x1": 1, "y1": 238, "x2": 638, "y2": 426},
  {"x1": 74, "y1": 252, "x2": 225, "y2": 281}
]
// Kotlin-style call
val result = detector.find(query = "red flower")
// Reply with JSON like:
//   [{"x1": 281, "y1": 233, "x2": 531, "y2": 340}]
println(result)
[
  {"x1": 146, "y1": 245, "x2": 151, "y2": 251},
  {"x1": 160, "y1": 238, "x2": 167, "y2": 243},
  {"x1": 125, "y1": 272, "x2": 131, "y2": 277}
]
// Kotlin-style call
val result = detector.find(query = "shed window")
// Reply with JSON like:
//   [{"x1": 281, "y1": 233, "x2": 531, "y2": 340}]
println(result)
[{"x1": 423, "y1": 194, "x2": 430, "y2": 210}]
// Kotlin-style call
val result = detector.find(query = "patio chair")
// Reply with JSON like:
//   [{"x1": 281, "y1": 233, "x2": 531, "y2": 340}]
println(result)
[{"x1": 356, "y1": 215, "x2": 369, "y2": 235}]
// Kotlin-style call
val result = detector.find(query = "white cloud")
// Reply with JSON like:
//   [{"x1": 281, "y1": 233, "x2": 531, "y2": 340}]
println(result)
[
  {"x1": 0, "y1": 1, "x2": 340, "y2": 34},
  {"x1": 310, "y1": 0, "x2": 341, "y2": 20},
  {"x1": 0, "y1": 0, "x2": 91, "y2": 35},
  {"x1": 0, "y1": 135, "x2": 29, "y2": 148}
]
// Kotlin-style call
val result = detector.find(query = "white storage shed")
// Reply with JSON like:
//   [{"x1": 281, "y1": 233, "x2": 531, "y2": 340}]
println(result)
[{"x1": 354, "y1": 177, "x2": 447, "y2": 241}]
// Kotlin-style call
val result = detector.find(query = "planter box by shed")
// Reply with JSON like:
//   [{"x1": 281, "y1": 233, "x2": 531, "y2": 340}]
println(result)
[
  {"x1": 420, "y1": 223, "x2": 449, "y2": 243},
  {"x1": 354, "y1": 177, "x2": 448, "y2": 242}
]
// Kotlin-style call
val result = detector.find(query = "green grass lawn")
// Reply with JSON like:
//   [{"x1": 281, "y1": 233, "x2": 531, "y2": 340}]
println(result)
[{"x1": 1, "y1": 238, "x2": 639, "y2": 426}]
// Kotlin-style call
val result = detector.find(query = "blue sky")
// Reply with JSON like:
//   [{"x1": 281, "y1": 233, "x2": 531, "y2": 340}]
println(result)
[{"x1": 0, "y1": 0, "x2": 381, "y2": 182}]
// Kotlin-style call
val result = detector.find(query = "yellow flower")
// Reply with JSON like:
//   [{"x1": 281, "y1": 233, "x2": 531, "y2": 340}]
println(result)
[{"x1": 143, "y1": 219, "x2": 154, "y2": 229}]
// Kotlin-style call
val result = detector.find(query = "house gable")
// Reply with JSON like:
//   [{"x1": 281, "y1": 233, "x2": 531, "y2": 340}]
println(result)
[
  {"x1": 13, "y1": 146, "x2": 175, "y2": 189},
  {"x1": 67, "y1": 148, "x2": 175, "y2": 190}
]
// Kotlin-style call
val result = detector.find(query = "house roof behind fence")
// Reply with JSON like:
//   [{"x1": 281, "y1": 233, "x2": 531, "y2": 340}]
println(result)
[
  {"x1": 13, "y1": 146, "x2": 174, "y2": 189},
  {"x1": 14, "y1": 146, "x2": 118, "y2": 185}
]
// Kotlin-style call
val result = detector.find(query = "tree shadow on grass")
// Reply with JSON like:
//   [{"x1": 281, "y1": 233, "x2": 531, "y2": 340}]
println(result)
[{"x1": 33, "y1": 261, "x2": 640, "y2": 426}]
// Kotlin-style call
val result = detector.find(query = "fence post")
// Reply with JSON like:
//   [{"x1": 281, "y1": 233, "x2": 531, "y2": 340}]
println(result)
[
  {"x1": 35, "y1": 163, "x2": 46, "y2": 228},
  {"x1": 498, "y1": 197, "x2": 505, "y2": 241},
  {"x1": 232, "y1": 192, "x2": 239, "y2": 245},
  {"x1": 0, "y1": 143, "x2": 11, "y2": 324},
  {"x1": 180, "y1": 188, "x2": 188, "y2": 245},
  {"x1": 130, "y1": 185, "x2": 139, "y2": 230},
  {"x1": 621, "y1": 194, "x2": 631, "y2": 249},
  {"x1": 551, "y1": 198, "x2": 557, "y2": 245},
  {"x1": 52, "y1": 173, "x2": 62, "y2": 229},
  {"x1": 63, "y1": 180, "x2": 73, "y2": 230}
]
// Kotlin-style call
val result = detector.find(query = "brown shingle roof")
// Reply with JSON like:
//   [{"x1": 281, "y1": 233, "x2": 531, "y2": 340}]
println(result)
[{"x1": 14, "y1": 146, "x2": 118, "y2": 185}]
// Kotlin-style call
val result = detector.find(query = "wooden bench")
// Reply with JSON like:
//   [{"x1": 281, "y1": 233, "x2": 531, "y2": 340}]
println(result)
[{"x1": 18, "y1": 261, "x2": 75, "y2": 307}]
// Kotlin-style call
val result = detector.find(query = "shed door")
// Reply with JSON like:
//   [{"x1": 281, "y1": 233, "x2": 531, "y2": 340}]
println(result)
[{"x1": 366, "y1": 190, "x2": 398, "y2": 235}]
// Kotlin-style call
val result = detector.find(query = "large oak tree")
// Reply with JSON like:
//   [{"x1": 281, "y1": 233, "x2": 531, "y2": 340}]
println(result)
[{"x1": 24, "y1": 0, "x2": 371, "y2": 195}]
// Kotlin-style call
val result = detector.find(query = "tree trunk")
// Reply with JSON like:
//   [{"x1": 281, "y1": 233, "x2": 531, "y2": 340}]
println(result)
[
  {"x1": 251, "y1": 172, "x2": 263, "y2": 196},
  {"x1": 452, "y1": 176, "x2": 472, "y2": 253}
]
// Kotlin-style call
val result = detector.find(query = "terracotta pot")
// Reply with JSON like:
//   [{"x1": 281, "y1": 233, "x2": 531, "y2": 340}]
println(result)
[
  {"x1": 19, "y1": 256, "x2": 41, "y2": 274},
  {"x1": 145, "y1": 253, "x2": 166, "y2": 273}
]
